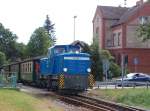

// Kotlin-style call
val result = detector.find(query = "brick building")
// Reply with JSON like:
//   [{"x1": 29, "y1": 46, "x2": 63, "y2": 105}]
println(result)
[{"x1": 93, "y1": 0, "x2": 150, "y2": 73}]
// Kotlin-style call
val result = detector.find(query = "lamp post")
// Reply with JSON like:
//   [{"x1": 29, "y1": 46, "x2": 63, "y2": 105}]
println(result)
[{"x1": 73, "y1": 16, "x2": 77, "y2": 42}]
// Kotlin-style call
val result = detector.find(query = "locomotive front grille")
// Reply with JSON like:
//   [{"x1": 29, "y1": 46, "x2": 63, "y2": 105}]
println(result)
[{"x1": 63, "y1": 75, "x2": 88, "y2": 90}]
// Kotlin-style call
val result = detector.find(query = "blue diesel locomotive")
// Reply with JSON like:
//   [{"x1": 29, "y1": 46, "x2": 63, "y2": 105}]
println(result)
[
  {"x1": 40, "y1": 45, "x2": 93, "y2": 92},
  {"x1": 0, "y1": 44, "x2": 93, "y2": 93}
]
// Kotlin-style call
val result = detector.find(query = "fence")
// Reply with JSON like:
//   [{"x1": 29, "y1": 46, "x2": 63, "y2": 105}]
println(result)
[
  {"x1": 0, "y1": 72, "x2": 17, "y2": 88},
  {"x1": 95, "y1": 81, "x2": 150, "y2": 89}
]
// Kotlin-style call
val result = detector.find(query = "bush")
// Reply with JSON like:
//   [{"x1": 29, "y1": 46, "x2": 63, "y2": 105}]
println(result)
[
  {"x1": 109, "y1": 62, "x2": 121, "y2": 78},
  {"x1": 0, "y1": 51, "x2": 6, "y2": 66}
]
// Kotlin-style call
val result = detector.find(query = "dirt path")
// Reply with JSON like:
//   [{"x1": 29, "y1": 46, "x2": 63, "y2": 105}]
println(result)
[{"x1": 20, "y1": 85, "x2": 91, "y2": 111}]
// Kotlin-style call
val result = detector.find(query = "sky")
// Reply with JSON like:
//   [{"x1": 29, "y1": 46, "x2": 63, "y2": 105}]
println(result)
[{"x1": 0, "y1": 0, "x2": 146, "y2": 45}]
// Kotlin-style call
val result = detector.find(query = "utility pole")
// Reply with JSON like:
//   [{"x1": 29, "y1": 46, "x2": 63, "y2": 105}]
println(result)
[
  {"x1": 124, "y1": 0, "x2": 127, "y2": 7},
  {"x1": 73, "y1": 16, "x2": 77, "y2": 42},
  {"x1": 121, "y1": 54, "x2": 125, "y2": 88}
]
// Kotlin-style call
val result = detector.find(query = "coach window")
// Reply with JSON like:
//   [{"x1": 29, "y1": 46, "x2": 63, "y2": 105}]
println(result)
[
  {"x1": 27, "y1": 63, "x2": 28, "y2": 73},
  {"x1": 29, "y1": 63, "x2": 31, "y2": 72},
  {"x1": 27, "y1": 63, "x2": 29, "y2": 72},
  {"x1": 30, "y1": 63, "x2": 32, "y2": 72},
  {"x1": 22, "y1": 64, "x2": 24, "y2": 72},
  {"x1": 29, "y1": 63, "x2": 30, "y2": 72},
  {"x1": 26, "y1": 64, "x2": 27, "y2": 72}
]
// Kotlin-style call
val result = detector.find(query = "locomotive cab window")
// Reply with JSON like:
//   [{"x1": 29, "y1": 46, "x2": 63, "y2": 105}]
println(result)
[
  {"x1": 54, "y1": 47, "x2": 65, "y2": 54},
  {"x1": 68, "y1": 47, "x2": 80, "y2": 53}
]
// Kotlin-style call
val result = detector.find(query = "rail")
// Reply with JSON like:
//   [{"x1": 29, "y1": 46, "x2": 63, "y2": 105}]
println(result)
[{"x1": 59, "y1": 94, "x2": 146, "y2": 111}]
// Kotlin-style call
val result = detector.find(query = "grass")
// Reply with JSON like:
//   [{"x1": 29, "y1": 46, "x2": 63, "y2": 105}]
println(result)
[
  {"x1": 0, "y1": 88, "x2": 62, "y2": 111},
  {"x1": 88, "y1": 88, "x2": 150, "y2": 110}
]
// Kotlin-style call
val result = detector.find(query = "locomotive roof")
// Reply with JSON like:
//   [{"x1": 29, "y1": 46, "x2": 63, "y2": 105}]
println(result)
[
  {"x1": 48, "y1": 45, "x2": 80, "y2": 50},
  {"x1": 60, "y1": 53, "x2": 90, "y2": 56}
]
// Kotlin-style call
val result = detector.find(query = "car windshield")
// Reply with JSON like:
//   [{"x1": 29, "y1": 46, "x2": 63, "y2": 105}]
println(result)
[
  {"x1": 126, "y1": 73, "x2": 149, "y2": 78},
  {"x1": 126, "y1": 73, "x2": 136, "y2": 79}
]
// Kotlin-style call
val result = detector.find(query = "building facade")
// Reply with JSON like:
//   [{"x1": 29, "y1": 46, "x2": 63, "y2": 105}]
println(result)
[{"x1": 93, "y1": 0, "x2": 150, "y2": 73}]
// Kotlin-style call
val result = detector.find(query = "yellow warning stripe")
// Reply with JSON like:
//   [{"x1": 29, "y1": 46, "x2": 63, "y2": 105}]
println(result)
[
  {"x1": 59, "y1": 74, "x2": 64, "y2": 89},
  {"x1": 88, "y1": 74, "x2": 94, "y2": 88}
]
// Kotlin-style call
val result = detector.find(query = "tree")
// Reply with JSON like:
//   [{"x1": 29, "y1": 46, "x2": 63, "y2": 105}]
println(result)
[
  {"x1": 0, "y1": 23, "x2": 18, "y2": 61},
  {"x1": 44, "y1": 15, "x2": 56, "y2": 45},
  {"x1": 136, "y1": 1, "x2": 150, "y2": 41},
  {"x1": 101, "y1": 50, "x2": 114, "y2": 60},
  {"x1": 90, "y1": 37, "x2": 103, "y2": 81},
  {"x1": 109, "y1": 62, "x2": 121, "y2": 78},
  {"x1": 27, "y1": 27, "x2": 52, "y2": 57},
  {"x1": 81, "y1": 42, "x2": 91, "y2": 53},
  {"x1": 100, "y1": 50, "x2": 121, "y2": 78},
  {"x1": 0, "y1": 51, "x2": 6, "y2": 66},
  {"x1": 90, "y1": 36, "x2": 121, "y2": 80},
  {"x1": 137, "y1": 24, "x2": 150, "y2": 42},
  {"x1": 15, "y1": 42, "x2": 27, "y2": 60},
  {"x1": 147, "y1": 0, "x2": 150, "y2": 2}
]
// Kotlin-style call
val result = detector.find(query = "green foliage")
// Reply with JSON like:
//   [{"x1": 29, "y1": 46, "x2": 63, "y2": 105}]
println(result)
[
  {"x1": 27, "y1": 27, "x2": 52, "y2": 57},
  {"x1": 90, "y1": 36, "x2": 121, "y2": 80},
  {"x1": 15, "y1": 43, "x2": 27, "y2": 59},
  {"x1": 147, "y1": 0, "x2": 150, "y2": 2},
  {"x1": 81, "y1": 42, "x2": 91, "y2": 53},
  {"x1": 44, "y1": 15, "x2": 56, "y2": 45},
  {"x1": 0, "y1": 89, "x2": 56, "y2": 111},
  {"x1": 89, "y1": 88, "x2": 150, "y2": 110},
  {"x1": 100, "y1": 50, "x2": 114, "y2": 60},
  {"x1": 100, "y1": 50, "x2": 121, "y2": 78},
  {"x1": 90, "y1": 37, "x2": 103, "y2": 81},
  {"x1": 0, "y1": 23, "x2": 18, "y2": 61},
  {"x1": 137, "y1": 24, "x2": 150, "y2": 42},
  {"x1": 109, "y1": 62, "x2": 121, "y2": 77},
  {"x1": 0, "y1": 51, "x2": 6, "y2": 66}
]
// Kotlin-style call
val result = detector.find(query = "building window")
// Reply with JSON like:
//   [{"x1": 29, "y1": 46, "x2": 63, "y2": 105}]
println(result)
[
  {"x1": 112, "y1": 33, "x2": 115, "y2": 47},
  {"x1": 96, "y1": 27, "x2": 99, "y2": 38},
  {"x1": 112, "y1": 32, "x2": 121, "y2": 47},
  {"x1": 118, "y1": 32, "x2": 121, "y2": 46},
  {"x1": 107, "y1": 39, "x2": 112, "y2": 47},
  {"x1": 96, "y1": 18, "x2": 99, "y2": 23},
  {"x1": 139, "y1": 16, "x2": 149, "y2": 25},
  {"x1": 113, "y1": 33, "x2": 117, "y2": 47}
]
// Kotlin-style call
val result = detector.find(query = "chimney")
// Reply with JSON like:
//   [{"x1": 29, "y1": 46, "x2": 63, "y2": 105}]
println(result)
[{"x1": 136, "y1": 0, "x2": 143, "y2": 6}]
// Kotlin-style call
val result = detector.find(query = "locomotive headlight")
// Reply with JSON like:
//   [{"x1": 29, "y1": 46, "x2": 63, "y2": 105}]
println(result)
[
  {"x1": 75, "y1": 51, "x2": 79, "y2": 54},
  {"x1": 87, "y1": 68, "x2": 91, "y2": 73},
  {"x1": 63, "y1": 68, "x2": 68, "y2": 72}
]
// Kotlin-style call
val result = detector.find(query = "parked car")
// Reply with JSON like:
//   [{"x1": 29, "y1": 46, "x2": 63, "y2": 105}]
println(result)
[{"x1": 116, "y1": 73, "x2": 150, "y2": 86}]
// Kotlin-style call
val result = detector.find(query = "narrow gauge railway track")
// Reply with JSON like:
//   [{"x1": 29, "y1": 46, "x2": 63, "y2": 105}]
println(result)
[
  {"x1": 20, "y1": 86, "x2": 146, "y2": 111},
  {"x1": 59, "y1": 95, "x2": 146, "y2": 111}
]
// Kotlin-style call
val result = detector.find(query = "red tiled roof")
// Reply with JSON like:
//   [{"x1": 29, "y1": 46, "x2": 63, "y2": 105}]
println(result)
[
  {"x1": 97, "y1": 2, "x2": 149, "y2": 26},
  {"x1": 98, "y1": 6, "x2": 128, "y2": 20},
  {"x1": 116, "y1": 5, "x2": 144, "y2": 25}
]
